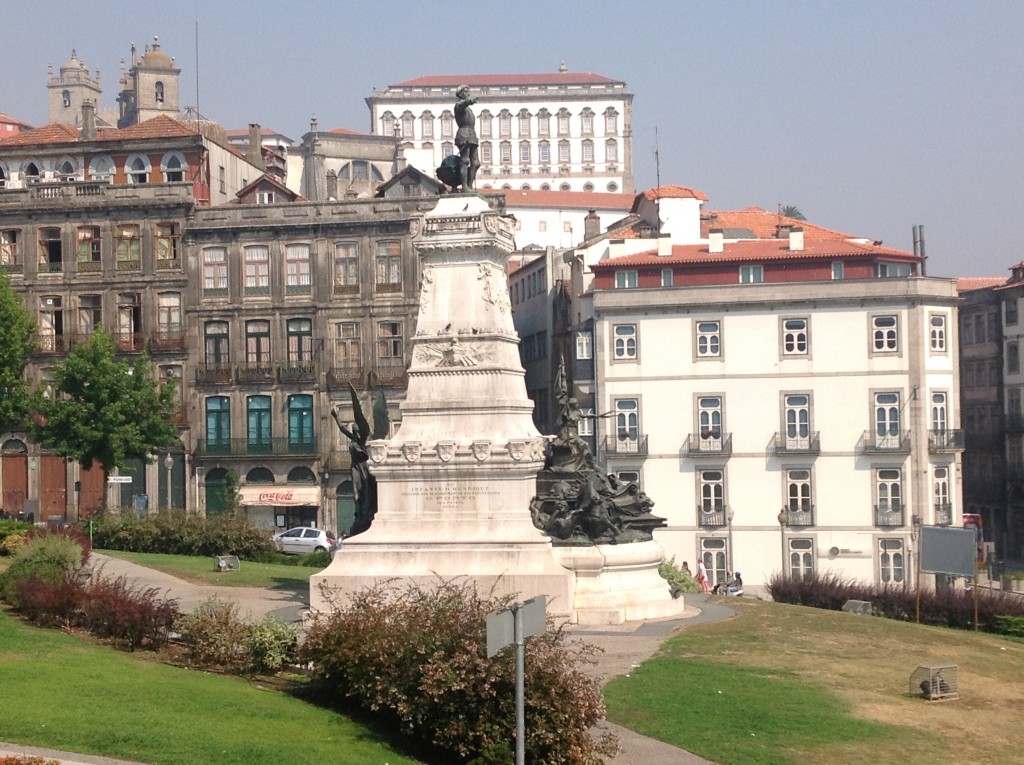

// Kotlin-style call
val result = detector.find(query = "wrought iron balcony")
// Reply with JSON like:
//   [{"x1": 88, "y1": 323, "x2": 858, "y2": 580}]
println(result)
[
  {"x1": 928, "y1": 429, "x2": 965, "y2": 452},
  {"x1": 34, "y1": 335, "x2": 68, "y2": 354},
  {"x1": 862, "y1": 430, "x2": 911, "y2": 454},
  {"x1": 279, "y1": 362, "x2": 317, "y2": 383},
  {"x1": 237, "y1": 363, "x2": 275, "y2": 383},
  {"x1": 602, "y1": 434, "x2": 649, "y2": 456},
  {"x1": 326, "y1": 365, "x2": 366, "y2": 390},
  {"x1": 149, "y1": 330, "x2": 186, "y2": 353},
  {"x1": 195, "y1": 363, "x2": 233, "y2": 384},
  {"x1": 783, "y1": 506, "x2": 815, "y2": 527},
  {"x1": 875, "y1": 503, "x2": 905, "y2": 527},
  {"x1": 697, "y1": 504, "x2": 727, "y2": 527},
  {"x1": 772, "y1": 432, "x2": 821, "y2": 455},
  {"x1": 195, "y1": 436, "x2": 319, "y2": 458},
  {"x1": 113, "y1": 332, "x2": 145, "y2": 352},
  {"x1": 372, "y1": 362, "x2": 408, "y2": 387},
  {"x1": 684, "y1": 432, "x2": 733, "y2": 457},
  {"x1": 934, "y1": 503, "x2": 953, "y2": 526}
]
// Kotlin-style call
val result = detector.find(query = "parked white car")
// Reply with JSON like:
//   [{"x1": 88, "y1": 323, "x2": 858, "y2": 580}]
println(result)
[{"x1": 272, "y1": 527, "x2": 338, "y2": 555}]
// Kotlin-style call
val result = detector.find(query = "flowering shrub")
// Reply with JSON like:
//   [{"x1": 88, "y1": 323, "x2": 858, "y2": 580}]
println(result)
[
  {"x1": 0, "y1": 532, "x2": 28, "y2": 556},
  {"x1": 0, "y1": 529, "x2": 89, "y2": 607},
  {"x1": 301, "y1": 580, "x2": 617, "y2": 764}
]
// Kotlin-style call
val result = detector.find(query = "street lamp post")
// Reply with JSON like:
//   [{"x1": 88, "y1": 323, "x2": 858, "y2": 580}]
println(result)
[
  {"x1": 777, "y1": 509, "x2": 789, "y2": 576},
  {"x1": 163, "y1": 452, "x2": 174, "y2": 511}
]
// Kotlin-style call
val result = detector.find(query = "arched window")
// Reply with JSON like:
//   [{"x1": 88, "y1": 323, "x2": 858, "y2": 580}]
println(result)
[
  {"x1": 155, "y1": 81, "x2": 165, "y2": 104},
  {"x1": 23, "y1": 162, "x2": 40, "y2": 182},
  {"x1": 89, "y1": 156, "x2": 113, "y2": 181},
  {"x1": 0, "y1": 165, "x2": 6, "y2": 187},
  {"x1": 128, "y1": 156, "x2": 149, "y2": 184},
  {"x1": 246, "y1": 467, "x2": 275, "y2": 483},
  {"x1": 161, "y1": 152, "x2": 185, "y2": 182},
  {"x1": 58, "y1": 160, "x2": 76, "y2": 180},
  {"x1": 62, "y1": 90, "x2": 71, "y2": 107},
  {"x1": 287, "y1": 466, "x2": 316, "y2": 483}
]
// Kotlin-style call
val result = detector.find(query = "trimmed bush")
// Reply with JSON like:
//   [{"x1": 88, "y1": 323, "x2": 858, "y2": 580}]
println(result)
[
  {"x1": 174, "y1": 596, "x2": 297, "y2": 674},
  {"x1": 0, "y1": 529, "x2": 90, "y2": 608},
  {"x1": 0, "y1": 531, "x2": 28, "y2": 556},
  {"x1": 301, "y1": 580, "x2": 617, "y2": 765},
  {"x1": 767, "y1": 572, "x2": 1024, "y2": 635},
  {"x1": 15, "y1": 574, "x2": 87, "y2": 627},
  {"x1": 244, "y1": 615, "x2": 299, "y2": 673},
  {"x1": 86, "y1": 511, "x2": 274, "y2": 560},
  {"x1": 0, "y1": 518, "x2": 32, "y2": 553},
  {"x1": 80, "y1": 573, "x2": 179, "y2": 651}
]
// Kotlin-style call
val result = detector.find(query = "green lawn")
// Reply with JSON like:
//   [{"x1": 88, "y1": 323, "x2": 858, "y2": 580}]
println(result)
[
  {"x1": 0, "y1": 608, "x2": 421, "y2": 765},
  {"x1": 604, "y1": 598, "x2": 1024, "y2": 765},
  {"x1": 95, "y1": 550, "x2": 316, "y2": 590}
]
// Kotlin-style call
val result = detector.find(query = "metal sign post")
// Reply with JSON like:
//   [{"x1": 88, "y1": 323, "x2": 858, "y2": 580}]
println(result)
[{"x1": 486, "y1": 596, "x2": 546, "y2": 765}]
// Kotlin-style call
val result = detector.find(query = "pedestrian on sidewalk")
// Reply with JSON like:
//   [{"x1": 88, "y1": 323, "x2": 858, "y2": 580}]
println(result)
[{"x1": 696, "y1": 560, "x2": 711, "y2": 593}]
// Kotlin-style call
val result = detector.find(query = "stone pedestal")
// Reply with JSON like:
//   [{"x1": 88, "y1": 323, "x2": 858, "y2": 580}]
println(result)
[{"x1": 310, "y1": 195, "x2": 573, "y2": 614}]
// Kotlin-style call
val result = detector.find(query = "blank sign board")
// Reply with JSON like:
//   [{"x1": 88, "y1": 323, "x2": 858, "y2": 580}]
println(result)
[
  {"x1": 920, "y1": 526, "x2": 977, "y2": 578},
  {"x1": 486, "y1": 596, "x2": 547, "y2": 658}
]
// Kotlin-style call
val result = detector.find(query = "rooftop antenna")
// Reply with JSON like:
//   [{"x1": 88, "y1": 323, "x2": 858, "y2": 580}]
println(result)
[
  {"x1": 194, "y1": 20, "x2": 200, "y2": 129},
  {"x1": 653, "y1": 126, "x2": 662, "y2": 234}
]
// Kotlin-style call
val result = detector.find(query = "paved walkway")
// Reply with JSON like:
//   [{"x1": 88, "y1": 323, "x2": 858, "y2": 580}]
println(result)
[{"x1": 2, "y1": 556, "x2": 737, "y2": 765}]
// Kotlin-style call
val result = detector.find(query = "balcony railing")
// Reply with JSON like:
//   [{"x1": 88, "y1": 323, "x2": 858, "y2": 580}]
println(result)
[
  {"x1": 115, "y1": 259, "x2": 142, "y2": 272},
  {"x1": 875, "y1": 503, "x2": 905, "y2": 527},
  {"x1": 327, "y1": 366, "x2": 366, "y2": 390},
  {"x1": 862, "y1": 430, "x2": 911, "y2": 454},
  {"x1": 34, "y1": 335, "x2": 68, "y2": 354},
  {"x1": 195, "y1": 363, "x2": 233, "y2": 384},
  {"x1": 149, "y1": 331, "x2": 186, "y2": 352},
  {"x1": 684, "y1": 432, "x2": 733, "y2": 457},
  {"x1": 784, "y1": 506, "x2": 815, "y2": 527},
  {"x1": 1, "y1": 262, "x2": 24, "y2": 274},
  {"x1": 772, "y1": 432, "x2": 821, "y2": 455},
  {"x1": 195, "y1": 436, "x2": 319, "y2": 458},
  {"x1": 279, "y1": 362, "x2": 317, "y2": 383},
  {"x1": 237, "y1": 363, "x2": 275, "y2": 383},
  {"x1": 602, "y1": 434, "x2": 649, "y2": 456},
  {"x1": 113, "y1": 332, "x2": 145, "y2": 352},
  {"x1": 77, "y1": 260, "x2": 102, "y2": 273},
  {"x1": 928, "y1": 429, "x2": 965, "y2": 452},
  {"x1": 39, "y1": 261, "x2": 63, "y2": 273},
  {"x1": 155, "y1": 258, "x2": 181, "y2": 271},
  {"x1": 372, "y1": 362, "x2": 408, "y2": 387},
  {"x1": 934, "y1": 503, "x2": 953, "y2": 526},
  {"x1": 697, "y1": 504, "x2": 727, "y2": 527}
]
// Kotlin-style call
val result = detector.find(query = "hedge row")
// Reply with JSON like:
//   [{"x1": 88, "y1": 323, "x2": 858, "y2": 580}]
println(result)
[{"x1": 85, "y1": 512, "x2": 275, "y2": 559}]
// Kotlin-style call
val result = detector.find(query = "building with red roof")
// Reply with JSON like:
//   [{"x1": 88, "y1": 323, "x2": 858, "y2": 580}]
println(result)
[{"x1": 366, "y1": 64, "x2": 633, "y2": 194}]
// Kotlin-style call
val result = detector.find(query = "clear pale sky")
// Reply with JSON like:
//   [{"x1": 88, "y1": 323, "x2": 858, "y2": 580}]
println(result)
[{"x1": 1, "y1": 0, "x2": 1020, "y2": 278}]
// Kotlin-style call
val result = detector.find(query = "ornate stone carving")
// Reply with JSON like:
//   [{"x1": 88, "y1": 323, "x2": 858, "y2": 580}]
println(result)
[
  {"x1": 436, "y1": 441, "x2": 456, "y2": 462},
  {"x1": 471, "y1": 440, "x2": 491, "y2": 462},
  {"x1": 401, "y1": 442, "x2": 422, "y2": 463},
  {"x1": 415, "y1": 335, "x2": 482, "y2": 367},
  {"x1": 367, "y1": 441, "x2": 388, "y2": 464},
  {"x1": 507, "y1": 440, "x2": 527, "y2": 461},
  {"x1": 478, "y1": 263, "x2": 511, "y2": 314}
]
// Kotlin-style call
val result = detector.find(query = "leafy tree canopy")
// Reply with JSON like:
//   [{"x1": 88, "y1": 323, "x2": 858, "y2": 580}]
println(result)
[
  {"x1": 31, "y1": 327, "x2": 179, "y2": 474},
  {"x1": 0, "y1": 269, "x2": 37, "y2": 431}
]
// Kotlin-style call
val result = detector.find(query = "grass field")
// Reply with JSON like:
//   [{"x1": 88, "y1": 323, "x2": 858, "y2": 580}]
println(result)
[
  {"x1": 604, "y1": 598, "x2": 1024, "y2": 765},
  {"x1": 94, "y1": 549, "x2": 315, "y2": 590},
  {"x1": 0, "y1": 608, "x2": 421, "y2": 765}
]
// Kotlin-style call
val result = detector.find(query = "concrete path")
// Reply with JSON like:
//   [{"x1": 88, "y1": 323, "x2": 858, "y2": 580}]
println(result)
[{"x1": 3, "y1": 557, "x2": 737, "y2": 765}]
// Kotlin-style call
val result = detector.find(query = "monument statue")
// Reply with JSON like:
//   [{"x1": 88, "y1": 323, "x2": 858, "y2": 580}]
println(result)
[
  {"x1": 530, "y1": 355, "x2": 666, "y2": 545},
  {"x1": 436, "y1": 85, "x2": 480, "y2": 192},
  {"x1": 331, "y1": 384, "x2": 389, "y2": 537}
]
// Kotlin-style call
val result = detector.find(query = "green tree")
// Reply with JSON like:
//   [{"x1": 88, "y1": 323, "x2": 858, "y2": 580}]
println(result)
[
  {"x1": 781, "y1": 204, "x2": 806, "y2": 220},
  {"x1": 31, "y1": 327, "x2": 179, "y2": 478},
  {"x1": 0, "y1": 269, "x2": 37, "y2": 431}
]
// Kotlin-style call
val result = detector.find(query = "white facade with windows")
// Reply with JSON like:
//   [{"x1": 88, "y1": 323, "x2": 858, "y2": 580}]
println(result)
[
  {"x1": 591, "y1": 278, "x2": 962, "y2": 594},
  {"x1": 366, "y1": 70, "x2": 633, "y2": 193}
]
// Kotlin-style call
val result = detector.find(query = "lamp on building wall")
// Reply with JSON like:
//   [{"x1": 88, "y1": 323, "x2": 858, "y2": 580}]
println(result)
[
  {"x1": 777, "y1": 509, "x2": 789, "y2": 576},
  {"x1": 163, "y1": 452, "x2": 174, "y2": 511}
]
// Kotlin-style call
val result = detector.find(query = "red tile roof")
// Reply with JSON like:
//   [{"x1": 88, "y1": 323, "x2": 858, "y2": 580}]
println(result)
[
  {"x1": 701, "y1": 206, "x2": 861, "y2": 241},
  {"x1": 591, "y1": 238, "x2": 917, "y2": 269},
  {"x1": 0, "y1": 122, "x2": 79, "y2": 146},
  {"x1": 957, "y1": 277, "x2": 1006, "y2": 293},
  {"x1": 0, "y1": 112, "x2": 32, "y2": 130},
  {"x1": 633, "y1": 185, "x2": 709, "y2": 206},
  {"x1": 390, "y1": 72, "x2": 624, "y2": 88},
  {"x1": 501, "y1": 188, "x2": 634, "y2": 210},
  {"x1": 95, "y1": 115, "x2": 200, "y2": 141},
  {"x1": 326, "y1": 127, "x2": 362, "y2": 135}
]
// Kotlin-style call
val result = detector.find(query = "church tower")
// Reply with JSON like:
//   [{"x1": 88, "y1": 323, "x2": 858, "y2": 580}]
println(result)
[
  {"x1": 47, "y1": 50, "x2": 103, "y2": 126},
  {"x1": 117, "y1": 37, "x2": 181, "y2": 127}
]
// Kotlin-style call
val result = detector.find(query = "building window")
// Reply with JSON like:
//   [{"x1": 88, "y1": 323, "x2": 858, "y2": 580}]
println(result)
[
  {"x1": 90, "y1": 156, "x2": 113, "y2": 181},
  {"x1": 38, "y1": 228, "x2": 63, "y2": 272},
  {"x1": 582, "y1": 140, "x2": 594, "y2": 163},
  {"x1": 202, "y1": 247, "x2": 228, "y2": 295},
  {"x1": 928, "y1": 314, "x2": 947, "y2": 352},
  {"x1": 782, "y1": 318, "x2": 808, "y2": 355},
  {"x1": 377, "y1": 321, "x2": 404, "y2": 365},
  {"x1": 440, "y1": 112, "x2": 454, "y2": 138},
  {"x1": 156, "y1": 223, "x2": 179, "y2": 262},
  {"x1": 62, "y1": 89, "x2": 71, "y2": 107},
  {"x1": 375, "y1": 241, "x2": 402, "y2": 292},
  {"x1": 78, "y1": 294, "x2": 102, "y2": 334},
  {"x1": 38, "y1": 296, "x2": 63, "y2": 350},
  {"x1": 558, "y1": 140, "x2": 571, "y2": 163},
  {"x1": 1006, "y1": 300, "x2": 1019, "y2": 326},
  {"x1": 539, "y1": 141, "x2": 550, "y2": 163},
  {"x1": 557, "y1": 110, "x2": 570, "y2": 136},
  {"x1": 77, "y1": 226, "x2": 101, "y2": 265},
  {"x1": 739, "y1": 265, "x2": 764, "y2": 284},
  {"x1": 876, "y1": 262, "x2": 911, "y2": 278},
  {"x1": 114, "y1": 224, "x2": 141, "y2": 267},
  {"x1": 789, "y1": 539, "x2": 814, "y2": 579},
  {"x1": 875, "y1": 392, "x2": 902, "y2": 447},
  {"x1": 1010, "y1": 342, "x2": 1020, "y2": 375},
  {"x1": 204, "y1": 321, "x2": 229, "y2": 364},
  {"x1": 334, "y1": 242, "x2": 359, "y2": 292},
  {"x1": 480, "y1": 142, "x2": 492, "y2": 164},
  {"x1": 244, "y1": 245, "x2": 270, "y2": 295},
  {"x1": 696, "y1": 320, "x2": 721, "y2": 358},
  {"x1": 575, "y1": 331, "x2": 592, "y2": 360},
  {"x1": 698, "y1": 396, "x2": 723, "y2": 444},
  {"x1": 0, "y1": 229, "x2": 20, "y2": 266},
  {"x1": 661, "y1": 269, "x2": 673, "y2": 287},
  {"x1": 519, "y1": 142, "x2": 531, "y2": 164},
  {"x1": 157, "y1": 293, "x2": 181, "y2": 335},
  {"x1": 606, "y1": 139, "x2": 618, "y2": 163},
  {"x1": 353, "y1": 161, "x2": 369, "y2": 182},
  {"x1": 537, "y1": 110, "x2": 550, "y2": 136},
  {"x1": 581, "y1": 110, "x2": 594, "y2": 135},
  {"x1": 218, "y1": 165, "x2": 226, "y2": 194},
  {"x1": 786, "y1": 469, "x2": 812, "y2": 520},
  {"x1": 872, "y1": 315, "x2": 899, "y2": 352},
  {"x1": 286, "y1": 243, "x2": 311, "y2": 293},
  {"x1": 246, "y1": 395, "x2": 272, "y2": 449},
  {"x1": 613, "y1": 324, "x2": 637, "y2": 360},
  {"x1": 615, "y1": 270, "x2": 638, "y2": 289},
  {"x1": 287, "y1": 394, "x2": 314, "y2": 448},
  {"x1": 162, "y1": 153, "x2": 183, "y2": 182},
  {"x1": 699, "y1": 470, "x2": 725, "y2": 519},
  {"x1": 604, "y1": 109, "x2": 618, "y2": 134},
  {"x1": 614, "y1": 398, "x2": 639, "y2": 447},
  {"x1": 129, "y1": 156, "x2": 149, "y2": 184},
  {"x1": 245, "y1": 320, "x2": 271, "y2": 363},
  {"x1": 784, "y1": 394, "x2": 811, "y2": 448},
  {"x1": 499, "y1": 112, "x2": 512, "y2": 137},
  {"x1": 933, "y1": 467, "x2": 950, "y2": 523},
  {"x1": 256, "y1": 191, "x2": 275, "y2": 205},
  {"x1": 115, "y1": 292, "x2": 142, "y2": 349},
  {"x1": 878, "y1": 538, "x2": 905, "y2": 583},
  {"x1": 205, "y1": 397, "x2": 231, "y2": 447},
  {"x1": 832, "y1": 261, "x2": 845, "y2": 280},
  {"x1": 578, "y1": 407, "x2": 594, "y2": 437},
  {"x1": 876, "y1": 468, "x2": 903, "y2": 516},
  {"x1": 155, "y1": 81, "x2": 165, "y2": 104},
  {"x1": 500, "y1": 141, "x2": 512, "y2": 163},
  {"x1": 401, "y1": 112, "x2": 414, "y2": 138},
  {"x1": 335, "y1": 322, "x2": 361, "y2": 369},
  {"x1": 287, "y1": 318, "x2": 313, "y2": 361},
  {"x1": 518, "y1": 112, "x2": 531, "y2": 136},
  {"x1": 421, "y1": 111, "x2": 434, "y2": 139},
  {"x1": 479, "y1": 112, "x2": 492, "y2": 138}
]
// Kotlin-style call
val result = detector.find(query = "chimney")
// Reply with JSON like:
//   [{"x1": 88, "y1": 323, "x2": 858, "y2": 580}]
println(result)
[
  {"x1": 609, "y1": 238, "x2": 625, "y2": 260},
  {"x1": 246, "y1": 123, "x2": 266, "y2": 171},
  {"x1": 81, "y1": 100, "x2": 97, "y2": 141},
  {"x1": 708, "y1": 228, "x2": 724, "y2": 254},
  {"x1": 326, "y1": 169, "x2": 338, "y2": 200},
  {"x1": 657, "y1": 233, "x2": 672, "y2": 257},
  {"x1": 584, "y1": 209, "x2": 601, "y2": 241},
  {"x1": 788, "y1": 227, "x2": 804, "y2": 252}
]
